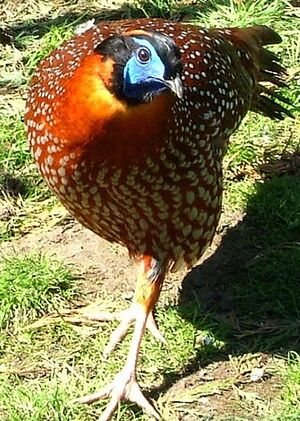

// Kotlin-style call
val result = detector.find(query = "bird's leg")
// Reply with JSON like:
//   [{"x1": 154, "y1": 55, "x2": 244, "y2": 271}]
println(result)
[
  {"x1": 74, "y1": 256, "x2": 165, "y2": 420},
  {"x1": 102, "y1": 306, "x2": 165, "y2": 356},
  {"x1": 82, "y1": 310, "x2": 166, "y2": 356},
  {"x1": 75, "y1": 304, "x2": 160, "y2": 420},
  {"x1": 82, "y1": 268, "x2": 166, "y2": 355}
]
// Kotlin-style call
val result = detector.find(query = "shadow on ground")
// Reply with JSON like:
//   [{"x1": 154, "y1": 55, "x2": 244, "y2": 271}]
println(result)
[{"x1": 150, "y1": 173, "x2": 300, "y2": 402}]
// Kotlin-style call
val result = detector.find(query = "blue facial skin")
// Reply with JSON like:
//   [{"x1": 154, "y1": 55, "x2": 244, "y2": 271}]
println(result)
[{"x1": 123, "y1": 38, "x2": 168, "y2": 101}]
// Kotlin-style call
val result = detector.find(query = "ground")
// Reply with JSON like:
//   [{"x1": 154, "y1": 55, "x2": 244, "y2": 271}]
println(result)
[
  {"x1": 0, "y1": 0, "x2": 300, "y2": 420},
  {"x1": 0, "y1": 202, "x2": 295, "y2": 420}
]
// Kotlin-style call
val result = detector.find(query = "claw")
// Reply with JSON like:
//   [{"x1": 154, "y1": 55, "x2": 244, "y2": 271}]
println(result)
[{"x1": 74, "y1": 371, "x2": 160, "y2": 421}]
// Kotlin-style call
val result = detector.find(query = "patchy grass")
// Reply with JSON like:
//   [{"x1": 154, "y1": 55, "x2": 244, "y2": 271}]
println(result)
[
  {"x1": 0, "y1": 300, "x2": 224, "y2": 420},
  {"x1": 0, "y1": 0, "x2": 299, "y2": 420},
  {"x1": 0, "y1": 115, "x2": 27, "y2": 170},
  {"x1": 230, "y1": 176, "x2": 300, "y2": 350},
  {"x1": 0, "y1": 253, "x2": 77, "y2": 329},
  {"x1": 20, "y1": 23, "x2": 75, "y2": 76},
  {"x1": 279, "y1": 352, "x2": 300, "y2": 419}
]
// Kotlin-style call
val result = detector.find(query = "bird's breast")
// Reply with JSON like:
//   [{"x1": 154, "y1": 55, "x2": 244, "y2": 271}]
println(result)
[{"x1": 31, "y1": 116, "x2": 223, "y2": 270}]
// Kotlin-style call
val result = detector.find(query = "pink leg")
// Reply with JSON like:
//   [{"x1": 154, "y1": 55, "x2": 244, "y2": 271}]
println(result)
[
  {"x1": 83, "y1": 306, "x2": 166, "y2": 355},
  {"x1": 74, "y1": 303, "x2": 160, "y2": 420},
  {"x1": 74, "y1": 256, "x2": 165, "y2": 420}
]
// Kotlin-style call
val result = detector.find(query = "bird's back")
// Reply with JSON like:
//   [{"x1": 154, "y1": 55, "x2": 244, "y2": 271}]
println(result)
[{"x1": 25, "y1": 18, "x2": 290, "y2": 271}]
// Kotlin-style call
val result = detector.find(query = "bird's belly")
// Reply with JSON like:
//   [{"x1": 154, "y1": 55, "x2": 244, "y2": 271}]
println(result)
[{"x1": 40, "y1": 146, "x2": 223, "y2": 270}]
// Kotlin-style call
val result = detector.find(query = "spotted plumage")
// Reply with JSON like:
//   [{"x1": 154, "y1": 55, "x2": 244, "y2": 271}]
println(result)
[{"x1": 25, "y1": 18, "x2": 291, "y2": 420}]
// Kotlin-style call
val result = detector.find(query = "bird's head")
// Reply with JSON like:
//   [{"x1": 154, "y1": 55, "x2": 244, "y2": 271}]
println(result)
[{"x1": 95, "y1": 30, "x2": 183, "y2": 104}]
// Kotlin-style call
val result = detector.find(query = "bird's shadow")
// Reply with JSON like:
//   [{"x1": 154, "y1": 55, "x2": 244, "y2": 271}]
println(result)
[{"x1": 151, "y1": 171, "x2": 300, "y2": 399}]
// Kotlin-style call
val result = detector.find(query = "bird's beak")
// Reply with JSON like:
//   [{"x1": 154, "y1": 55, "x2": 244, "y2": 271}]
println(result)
[{"x1": 163, "y1": 75, "x2": 184, "y2": 99}]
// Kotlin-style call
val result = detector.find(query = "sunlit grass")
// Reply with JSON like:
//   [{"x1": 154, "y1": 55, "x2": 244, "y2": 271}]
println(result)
[
  {"x1": 0, "y1": 253, "x2": 77, "y2": 329},
  {"x1": 0, "y1": 294, "x2": 223, "y2": 420},
  {"x1": 272, "y1": 352, "x2": 300, "y2": 420},
  {"x1": 20, "y1": 23, "x2": 75, "y2": 77}
]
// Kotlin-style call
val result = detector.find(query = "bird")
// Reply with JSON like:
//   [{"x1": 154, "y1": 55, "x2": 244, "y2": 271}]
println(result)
[{"x1": 25, "y1": 18, "x2": 291, "y2": 420}]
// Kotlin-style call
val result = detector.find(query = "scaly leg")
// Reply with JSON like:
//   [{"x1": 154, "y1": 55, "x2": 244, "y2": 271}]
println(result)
[
  {"x1": 83, "y1": 307, "x2": 166, "y2": 356},
  {"x1": 74, "y1": 256, "x2": 165, "y2": 420}
]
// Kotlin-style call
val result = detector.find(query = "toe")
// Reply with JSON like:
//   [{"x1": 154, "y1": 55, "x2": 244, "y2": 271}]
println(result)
[
  {"x1": 72, "y1": 383, "x2": 112, "y2": 404},
  {"x1": 127, "y1": 381, "x2": 160, "y2": 419},
  {"x1": 146, "y1": 312, "x2": 167, "y2": 344}
]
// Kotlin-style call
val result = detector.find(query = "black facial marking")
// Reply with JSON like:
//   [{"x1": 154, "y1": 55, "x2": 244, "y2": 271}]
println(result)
[
  {"x1": 95, "y1": 31, "x2": 182, "y2": 105},
  {"x1": 95, "y1": 36, "x2": 135, "y2": 100},
  {"x1": 140, "y1": 31, "x2": 183, "y2": 80}
]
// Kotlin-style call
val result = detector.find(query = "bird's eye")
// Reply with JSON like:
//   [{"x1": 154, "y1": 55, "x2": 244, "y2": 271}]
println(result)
[{"x1": 136, "y1": 47, "x2": 151, "y2": 64}]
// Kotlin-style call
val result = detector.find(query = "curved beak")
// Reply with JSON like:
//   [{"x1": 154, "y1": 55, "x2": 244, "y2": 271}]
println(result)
[{"x1": 163, "y1": 75, "x2": 184, "y2": 99}]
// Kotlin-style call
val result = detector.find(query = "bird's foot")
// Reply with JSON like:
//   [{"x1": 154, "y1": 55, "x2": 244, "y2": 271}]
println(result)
[
  {"x1": 73, "y1": 368, "x2": 160, "y2": 421},
  {"x1": 83, "y1": 306, "x2": 166, "y2": 355}
]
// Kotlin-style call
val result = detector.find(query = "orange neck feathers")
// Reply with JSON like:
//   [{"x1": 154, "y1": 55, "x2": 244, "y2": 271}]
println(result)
[{"x1": 51, "y1": 53, "x2": 175, "y2": 166}]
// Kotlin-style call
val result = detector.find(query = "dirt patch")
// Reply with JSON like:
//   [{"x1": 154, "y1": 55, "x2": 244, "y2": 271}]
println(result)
[
  {"x1": 0, "y1": 208, "x2": 241, "y2": 306},
  {"x1": 1, "y1": 217, "x2": 135, "y2": 299},
  {"x1": 160, "y1": 353, "x2": 283, "y2": 420}
]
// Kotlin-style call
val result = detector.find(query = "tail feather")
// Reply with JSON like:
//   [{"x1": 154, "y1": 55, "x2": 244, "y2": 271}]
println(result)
[
  {"x1": 259, "y1": 84, "x2": 292, "y2": 106},
  {"x1": 228, "y1": 25, "x2": 293, "y2": 120},
  {"x1": 259, "y1": 71, "x2": 287, "y2": 87},
  {"x1": 257, "y1": 50, "x2": 287, "y2": 81},
  {"x1": 256, "y1": 94, "x2": 294, "y2": 120}
]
